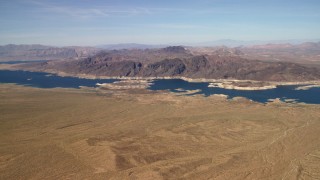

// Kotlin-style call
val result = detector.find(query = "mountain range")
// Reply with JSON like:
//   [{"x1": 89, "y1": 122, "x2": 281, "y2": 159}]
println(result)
[
  {"x1": 1, "y1": 41, "x2": 320, "y2": 82},
  {"x1": 14, "y1": 46, "x2": 320, "y2": 82}
]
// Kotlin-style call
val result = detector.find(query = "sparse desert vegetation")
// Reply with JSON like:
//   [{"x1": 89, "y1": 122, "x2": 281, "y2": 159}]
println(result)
[{"x1": 1, "y1": 84, "x2": 320, "y2": 179}]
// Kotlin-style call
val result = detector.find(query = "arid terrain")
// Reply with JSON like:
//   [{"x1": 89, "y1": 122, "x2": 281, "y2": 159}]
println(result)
[{"x1": 1, "y1": 84, "x2": 320, "y2": 179}]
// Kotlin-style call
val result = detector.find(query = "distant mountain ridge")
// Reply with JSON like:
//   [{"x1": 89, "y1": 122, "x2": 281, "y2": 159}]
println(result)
[
  {"x1": 96, "y1": 43, "x2": 167, "y2": 50},
  {"x1": 192, "y1": 39, "x2": 320, "y2": 47},
  {"x1": 97, "y1": 39, "x2": 320, "y2": 49},
  {"x1": 0, "y1": 44, "x2": 99, "y2": 61},
  {"x1": 189, "y1": 42, "x2": 320, "y2": 65},
  {"x1": 1, "y1": 40, "x2": 319, "y2": 62}
]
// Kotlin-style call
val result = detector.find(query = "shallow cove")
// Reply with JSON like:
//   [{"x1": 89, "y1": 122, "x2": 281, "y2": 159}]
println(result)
[{"x1": 0, "y1": 70, "x2": 320, "y2": 104}]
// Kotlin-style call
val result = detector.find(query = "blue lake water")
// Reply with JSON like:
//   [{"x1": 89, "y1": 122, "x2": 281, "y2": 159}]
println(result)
[
  {"x1": 0, "y1": 70, "x2": 118, "y2": 88},
  {"x1": 148, "y1": 79, "x2": 320, "y2": 104},
  {"x1": 0, "y1": 60, "x2": 48, "y2": 64},
  {"x1": 0, "y1": 70, "x2": 320, "y2": 104}
]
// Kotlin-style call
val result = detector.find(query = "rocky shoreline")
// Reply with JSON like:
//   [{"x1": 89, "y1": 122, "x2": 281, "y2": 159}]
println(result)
[
  {"x1": 208, "y1": 82, "x2": 277, "y2": 91},
  {"x1": 96, "y1": 79, "x2": 153, "y2": 90},
  {"x1": 295, "y1": 84, "x2": 320, "y2": 90}
]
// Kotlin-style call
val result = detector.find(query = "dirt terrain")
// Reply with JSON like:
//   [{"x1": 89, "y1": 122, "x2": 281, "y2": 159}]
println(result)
[{"x1": 0, "y1": 84, "x2": 320, "y2": 179}]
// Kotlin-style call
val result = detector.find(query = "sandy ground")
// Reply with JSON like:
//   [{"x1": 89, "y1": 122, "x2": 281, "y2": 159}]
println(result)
[{"x1": 0, "y1": 84, "x2": 320, "y2": 179}]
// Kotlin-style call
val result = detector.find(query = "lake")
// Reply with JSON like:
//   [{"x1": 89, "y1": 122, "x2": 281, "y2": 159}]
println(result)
[
  {"x1": 148, "y1": 79, "x2": 320, "y2": 104},
  {"x1": 0, "y1": 70, "x2": 319, "y2": 104},
  {"x1": 0, "y1": 70, "x2": 118, "y2": 88},
  {"x1": 0, "y1": 60, "x2": 49, "y2": 64}
]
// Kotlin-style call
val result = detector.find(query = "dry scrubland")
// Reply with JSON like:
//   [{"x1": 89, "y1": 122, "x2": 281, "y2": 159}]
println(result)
[{"x1": 0, "y1": 84, "x2": 320, "y2": 179}]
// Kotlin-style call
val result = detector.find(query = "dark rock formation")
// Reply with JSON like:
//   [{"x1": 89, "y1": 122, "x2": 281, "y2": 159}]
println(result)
[
  {"x1": 161, "y1": 46, "x2": 187, "y2": 53},
  {"x1": 143, "y1": 59, "x2": 186, "y2": 76},
  {"x1": 15, "y1": 46, "x2": 320, "y2": 82}
]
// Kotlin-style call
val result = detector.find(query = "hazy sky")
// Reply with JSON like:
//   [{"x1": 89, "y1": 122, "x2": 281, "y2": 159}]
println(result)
[{"x1": 0, "y1": 0, "x2": 319, "y2": 46}]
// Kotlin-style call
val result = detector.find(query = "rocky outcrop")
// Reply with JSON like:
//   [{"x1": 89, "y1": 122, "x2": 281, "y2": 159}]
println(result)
[
  {"x1": 106, "y1": 61, "x2": 142, "y2": 76},
  {"x1": 184, "y1": 55, "x2": 209, "y2": 77},
  {"x1": 143, "y1": 59, "x2": 186, "y2": 76}
]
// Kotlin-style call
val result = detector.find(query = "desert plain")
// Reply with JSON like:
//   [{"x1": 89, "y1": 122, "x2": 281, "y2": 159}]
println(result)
[{"x1": 0, "y1": 84, "x2": 320, "y2": 179}]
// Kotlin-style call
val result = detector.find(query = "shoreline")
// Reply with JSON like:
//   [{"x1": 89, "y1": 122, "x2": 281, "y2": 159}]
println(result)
[
  {"x1": 1, "y1": 64, "x2": 320, "y2": 91},
  {"x1": 208, "y1": 82, "x2": 277, "y2": 91}
]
